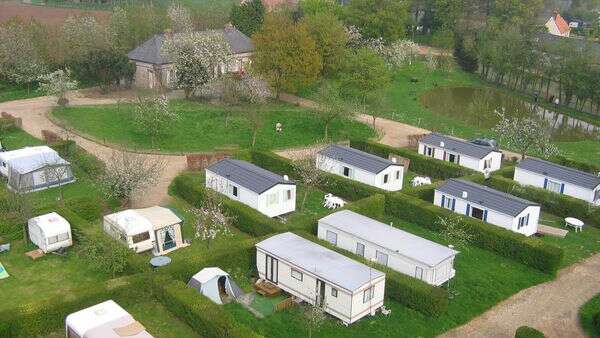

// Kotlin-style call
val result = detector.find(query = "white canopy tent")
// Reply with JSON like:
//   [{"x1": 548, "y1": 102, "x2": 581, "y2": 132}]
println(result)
[
  {"x1": 188, "y1": 267, "x2": 244, "y2": 304},
  {"x1": 27, "y1": 212, "x2": 72, "y2": 253}
]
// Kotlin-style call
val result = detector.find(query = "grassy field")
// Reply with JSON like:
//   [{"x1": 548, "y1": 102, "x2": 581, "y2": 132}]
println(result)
[
  {"x1": 0, "y1": 82, "x2": 41, "y2": 103},
  {"x1": 52, "y1": 100, "x2": 375, "y2": 153},
  {"x1": 580, "y1": 294, "x2": 600, "y2": 338}
]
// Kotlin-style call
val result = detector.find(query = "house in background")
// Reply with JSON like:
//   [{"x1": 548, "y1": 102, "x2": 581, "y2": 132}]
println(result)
[
  {"x1": 318, "y1": 210, "x2": 458, "y2": 286},
  {"x1": 545, "y1": 10, "x2": 571, "y2": 37},
  {"x1": 317, "y1": 144, "x2": 404, "y2": 191},
  {"x1": 128, "y1": 24, "x2": 253, "y2": 89},
  {"x1": 434, "y1": 179, "x2": 541, "y2": 236},
  {"x1": 256, "y1": 232, "x2": 385, "y2": 325},
  {"x1": 205, "y1": 158, "x2": 296, "y2": 217},
  {"x1": 514, "y1": 157, "x2": 600, "y2": 205},
  {"x1": 418, "y1": 133, "x2": 502, "y2": 173}
]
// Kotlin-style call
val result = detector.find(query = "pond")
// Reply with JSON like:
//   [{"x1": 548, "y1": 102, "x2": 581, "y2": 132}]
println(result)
[{"x1": 420, "y1": 86, "x2": 600, "y2": 141}]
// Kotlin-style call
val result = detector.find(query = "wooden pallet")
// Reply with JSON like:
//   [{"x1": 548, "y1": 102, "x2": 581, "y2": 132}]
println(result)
[
  {"x1": 254, "y1": 280, "x2": 281, "y2": 297},
  {"x1": 25, "y1": 249, "x2": 45, "y2": 260}
]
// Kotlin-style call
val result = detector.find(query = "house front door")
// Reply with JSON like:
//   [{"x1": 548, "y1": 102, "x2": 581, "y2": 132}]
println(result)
[
  {"x1": 265, "y1": 255, "x2": 278, "y2": 284},
  {"x1": 316, "y1": 279, "x2": 326, "y2": 306}
]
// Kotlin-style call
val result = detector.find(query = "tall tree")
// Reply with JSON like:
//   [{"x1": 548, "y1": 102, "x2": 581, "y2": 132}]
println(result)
[
  {"x1": 191, "y1": 188, "x2": 233, "y2": 250},
  {"x1": 343, "y1": 0, "x2": 410, "y2": 43},
  {"x1": 312, "y1": 83, "x2": 354, "y2": 139},
  {"x1": 230, "y1": 0, "x2": 265, "y2": 37},
  {"x1": 301, "y1": 11, "x2": 348, "y2": 76},
  {"x1": 493, "y1": 109, "x2": 559, "y2": 159},
  {"x1": 339, "y1": 48, "x2": 391, "y2": 103},
  {"x1": 167, "y1": 3, "x2": 194, "y2": 33},
  {"x1": 37, "y1": 68, "x2": 78, "y2": 106},
  {"x1": 133, "y1": 95, "x2": 180, "y2": 147},
  {"x1": 61, "y1": 15, "x2": 109, "y2": 65},
  {"x1": 74, "y1": 49, "x2": 135, "y2": 92},
  {"x1": 238, "y1": 75, "x2": 273, "y2": 147},
  {"x1": 251, "y1": 13, "x2": 322, "y2": 95},
  {"x1": 299, "y1": 0, "x2": 342, "y2": 16}
]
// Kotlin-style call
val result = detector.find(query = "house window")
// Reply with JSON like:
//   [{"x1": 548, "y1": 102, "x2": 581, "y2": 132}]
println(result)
[
  {"x1": 363, "y1": 287, "x2": 374, "y2": 303},
  {"x1": 232, "y1": 186, "x2": 238, "y2": 197},
  {"x1": 132, "y1": 232, "x2": 150, "y2": 244},
  {"x1": 546, "y1": 180, "x2": 562, "y2": 193},
  {"x1": 424, "y1": 146, "x2": 434, "y2": 157},
  {"x1": 483, "y1": 158, "x2": 491, "y2": 169},
  {"x1": 286, "y1": 189, "x2": 293, "y2": 200},
  {"x1": 383, "y1": 174, "x2": 389, "y2": 184},
  {"x1": 267, "y1": 193, "x2": 278, "y2": 206},
  {"x1": 376, "y1": 250, "x2": 388, "y2": 266},
  {"x1": 326, "y1": 230, "x2": 337, "y2": 245},
  {"x1": 518, "y1": 214, "x2": 530, "y2": 229},
  {"x1": 291, "y1": 269, "x2": 303, "y2": 281},
  {"x1": 356, "y1": 242, "x2": 365, "y2": 257},
  {"x1": 343, "y1": 166, "x2": 351, "y2": 177},
  {"x1": 443, "y1": 196, "x2": 455, "y2": 210},
  {"x1": 331, "y1": 288, "x2": 338, "y2": 298},
  {"x1": 395, "y1": 170, "x2": 400, "y2": 180},
  {"x1": 415, "y1": 266, "x2": 424, "y2": 280}
]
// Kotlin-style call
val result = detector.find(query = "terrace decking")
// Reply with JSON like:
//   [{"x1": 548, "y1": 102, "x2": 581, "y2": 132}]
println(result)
[{"x1": 537, "y1": 224, "x2": 569, "y2": 238}]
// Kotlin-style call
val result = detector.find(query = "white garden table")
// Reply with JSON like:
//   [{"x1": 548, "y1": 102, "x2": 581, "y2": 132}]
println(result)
[{"x1": 565, "y1": 217, "x2": 584, "y2": 232}]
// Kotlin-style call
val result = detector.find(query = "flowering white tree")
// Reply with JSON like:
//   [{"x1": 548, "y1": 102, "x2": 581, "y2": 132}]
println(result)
[
  {"x1": 381, "y1": 40, "x2": 419, "y2": 68},
  {"x1": 290, "y1": 148, "x2": 328, "y2": 211},
  {"x1": 133, "y1": 95, "x2": 179, "y2": 148},
  {"x1": 493, "y1": 108, "x2": 559, "y2": 159},
  {"x1": 192, "y1": 185, "x2": 233, "y2": 250},
  {"x1": 62, "y1": 15, "x2": 108, "y2": 62},
  {"x1": 238, "y1": 75, "x2": 272, "y2": 147},
  {"x1": 167, "y1": 3, "x2": 194, "y2": 33},
  {"x1": 37, "y1": 69, "x2": 78, "y2": 105},
  {"x1": 162, "y1": 31, "x2": 231, "y2": 98},
  {"x1": 436, "y1": 215, "x2": 473, "y2": 250}
]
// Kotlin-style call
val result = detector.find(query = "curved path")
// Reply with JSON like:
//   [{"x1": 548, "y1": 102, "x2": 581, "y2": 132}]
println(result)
[{"x1": 0, "y1": 92, "x2": 187, "y2": 207}]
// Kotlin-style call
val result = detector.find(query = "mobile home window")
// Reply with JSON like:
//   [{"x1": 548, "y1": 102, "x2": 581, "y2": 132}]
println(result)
[
  {"x1": 415, "y1": 266, "x2": 424, "y2": 280},
  {"x1": 331, "y1": 288, "x2": 338, "y2": 297},
  {"x1": 326, "y1": 230, "x2": 337, "y2": 245},
  {"x1": 356, "y1": 242, "x2": 365, "y2": 257},
  {"x1": 363, "y1": 287, "x2": 374, "y2": 303},
  {"x1": 546, "y1": 180, "x2": 562, "y2": 193},
  {"x1": 47, "y1": 235, "x2": 59, "y2": 245},
  {"x1": 232, "y1": 186, "x2": 238, "y2": 197},
  {"x1": 595, "y1": 189, "x2": 600, "y2": 202},
  {"x1": 58, "y1": 232, "x2": 70, "y2": 241},
  {"x1": 291, "y1": 269, "x2": 303, "y2": 281},
  {"x1": 383, "y1": 174, "x2": 389, "y2": 184},
  {"x1": 132, "y1": 232, "x2": 150, "y2": 244},
  {"x1": 424, "y1": 146, "x2": 433, "y2": 157},
  {"x1": 443, "y1": 196, "x2": 454, "y2": 210},
  {"x1": 518, "y1": 214, "x2": 530, "y2": 229},
  {"x1": 286, "y1": 189, "x2": 293, "y2": 200},
  {"x1": 267, "y1": 193, "x2": 278, "y2": 206},
  {"x1": 395, "y1": 170, "x2": 400, "y2": 180},
  {"x1": 376, "y1": 250, "x2": 388, "y2": 266},
  {"x1": 343, "y1": 166, "x2": 351, "y2": 177}
]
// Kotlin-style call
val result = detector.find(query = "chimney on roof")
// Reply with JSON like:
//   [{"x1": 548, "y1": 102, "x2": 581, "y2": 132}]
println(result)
[
  {"x1": 462, "y1": 191, "x2": 468, "y2": 199},
  {"x1": 440, "y1": 141, "x2": 445, "y2": 147},
  {"x1": 283, "y1": 175, "x2": 289, "y2": 181},
  {"x1": 553, "y1": 8, "x2": 559, "y2": 18},
  {"x1": 391, "y1": 157, "x2": 397, "y2": 163}
]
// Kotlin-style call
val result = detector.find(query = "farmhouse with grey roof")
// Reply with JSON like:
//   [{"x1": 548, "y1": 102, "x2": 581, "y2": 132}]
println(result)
[
  {"x1": 318, "y1": 210, "x2": 458, "y2": 286},
  {"x1": 205, "y1": 159, "x2": 296, "y2": 218},
  {"x1": 128, "y1": 24, "x2": 253, "y2": 89},
  {"x1": 317, "y1": 144, "x2": 404, "y2": 191},
  {"x1": 418, "y1": 133, "x2": 502, "y2": 173},
  {"x1": 515, "y1": 157, "x2": 600, "y2": 205},
  {"x1": 434, "y1": 179, "x2": 541, "y2": 236}
]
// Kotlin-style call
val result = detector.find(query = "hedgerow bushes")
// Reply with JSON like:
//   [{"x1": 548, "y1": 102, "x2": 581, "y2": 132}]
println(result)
[
  {"x1": 514, "y1": 326, "x2": 546, "y2": 338},
  {"x1": 295, "y1": 231, "x2": 448, "y2": 317},
  {"x1": 385, "y1": 193, "x2": 563, "y2": 274},
  {"x1": 350, "y1": 139, "x2": 475, "y2": 179}
]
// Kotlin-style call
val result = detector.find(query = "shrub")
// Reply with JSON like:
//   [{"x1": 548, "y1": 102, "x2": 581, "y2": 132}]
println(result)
[
  {"x1": 346, "y1": 194, "x2": 386, "y2": 219},
  {"x1": 594, "y1": 311, "x2": 600, "y2": 334},
  {"x1": 402, "y1": 183, "x2": 439, "y2": 201},
  {"x1": 64, "y1": 196, "x2": 103, "y2": 221},
  {"x1": 550, "y1": 155, "x2": 600, "y2": 174},
  {"x1": 385, "y1": 193, "x2": 563, "y2": 274},
  {"x1": 295, "y1": 231, "x2": 448, "y2": 316},
  {"x1": 154, "y1": 277, "x2": 263, "y2": 338},
  {"x1": 50, "y1": 140, "x2": 105, "y2": 177},
  {"x1": 515, "y1": 326, "x2": 546, "y2": 338},
  {"x1": 350, "y1": 139, "x2": 476, "y2": 179}
]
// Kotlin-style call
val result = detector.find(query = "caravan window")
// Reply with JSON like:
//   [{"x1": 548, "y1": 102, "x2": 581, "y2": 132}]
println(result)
[
  {"x1": 326, "y1": 230, "x2": 337, "y2": 245},
  {"x1": 267, "y1": 193, "x2": 278, "y2": 206},
  {"x1": 342, "y1": 166, "x2": 351, "y2": 177},
  {"x1": 395, "y1": 170, "x2": 400, "y2": 180},
  {"x1": 132, "y1": 232, "x2": 150, "y2": 244},
  {"x1": 58, "y1": 232, "x2": 70, "y2": 241},
  {"x1": 376, "y1": 251, "x2": 388, "y2": 266},
  {"x1": 47, "y1": 235, "x2": 59, "y2": 245},
  {"x1": 383, "y1": 174, "x2": 389, "y2": 184},
  {"x1": 331, "y1": 288, "x2": 338, "y2": 297},
  {"x1": 232, "y1": 186, "x2": 239, "y2": 197},
  {"x1": 363, "y1": 287, "x2": 374, "y2": 303},
  {"x1": 356, "y1": 242, "x2": 365, "y2": 257},
  {"x1": 546, "y1": 180, "x2": 562, "y2": 193},
  {"x1": 291, "y1": 268, "x2": 303, "y2": 281},
  {"x1": 286, "y1": 189, "x2": 293, "y2": 200}
]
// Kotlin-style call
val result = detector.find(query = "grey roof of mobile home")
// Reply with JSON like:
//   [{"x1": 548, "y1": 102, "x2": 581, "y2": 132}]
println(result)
[
  {"x1": 517, "y1": 157, "x2": 600, "y2": 190},
  {"x1": 436, "y1": 179, "x2": 539, "y2": 216},
  {"x1": 206, "y1": 159, "x2": 294, "y2": 194},
  {"x1": 319, "y1": 144, "x2": 400, "y2": 174},
  {"x1": 319, "y1": 210, "x2": 458, "y2": 267},
  {"x1": 419, "y1": 133, "x2": 499, "y2": 159},
  {"x1": 256, "y1": 232, "x2": 384, "y2": 292}
]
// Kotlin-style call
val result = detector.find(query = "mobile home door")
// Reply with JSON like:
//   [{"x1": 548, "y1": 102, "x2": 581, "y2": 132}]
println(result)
[
  {"x1": 316, "y1": 279, "x2": 326, "y2": 306},
  {"x1": 265, "y1": 255, "x2": 278, "y2": 283}
]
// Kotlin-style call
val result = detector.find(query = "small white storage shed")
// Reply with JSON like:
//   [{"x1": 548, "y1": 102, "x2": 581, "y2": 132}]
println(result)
[
  {"x1": 27, "y1": 212, "x2": 72, "y2": 253},
  {"x1": 256, "y1": 232, "x2": 385, "y2": 325},
  {"x1": 435, "y1": 179, "x2": 541, "y2": 236},
  {"x1": 514, "y1": 157, "x2": 600, "y2": 205},
  {"x1": 65, "y1": 300, "x2": 154, "y2": 338},
  {"x1": 205, "y1": 159, "x2": 296, "y2": 218},
  {"x1": 317, "y1": 144, "x2": 404, "y2": 191},
  {"x1": 0, "y1": 146, "x2": 75, "y2": 193},
  {"x1": 418, "y1": 133, "x2": 502, "y2": 173},
  {"x1": 318, "y1": 210, "x2": 458, "y2": 286},
  {"x1": 187, "y1": 267, "x2": 244, "y2": 304}
]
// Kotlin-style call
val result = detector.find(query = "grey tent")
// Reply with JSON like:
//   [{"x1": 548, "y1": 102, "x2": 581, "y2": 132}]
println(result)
[{"x1": 188, "y1": 267, "x2": 243, "y2": 304}]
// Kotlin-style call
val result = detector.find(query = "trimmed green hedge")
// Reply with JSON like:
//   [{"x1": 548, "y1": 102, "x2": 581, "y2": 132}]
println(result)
[
  {"x1": 346, "y1": 194, "x2": 386, "y2": 219},
  {"x1": 350, "y1": 139, "x2": 475, "y2": 179},
  {"x1": 467, "y1": 175, "x2": 600, "y2": 228},
  {"x1": 550, "y1": 155, "x2": 600, "y2": 175},
  {"x1": 295, "y1": 231, "x2": 448, "y2": 316},
  {"x1": 385, "y1": 193, "x2": 563, "y2": 274},
  {"x1": 154, "y1": 277, "x2": 263, "y2": 338},
  {"x1": 594, "y1": 311, "x2": 600, "y2": 335},
  {"x1": 515, "y1": 326, "x2": 546, "y2": 338}
]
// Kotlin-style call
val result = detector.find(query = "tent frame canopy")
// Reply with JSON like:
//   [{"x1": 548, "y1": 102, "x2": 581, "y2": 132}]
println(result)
[{"x1": 188, "y1": 267, "x2": 243, "y2": 304}]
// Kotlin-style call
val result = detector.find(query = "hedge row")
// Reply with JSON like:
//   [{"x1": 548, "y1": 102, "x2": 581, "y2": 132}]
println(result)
[
  {"x1": 50, "y1": 140, "x2": 105, "y2": 178},
  {"x1": 550, "y1": 155, "x2": 600, "y2": 175},
  {"x1": 154, "y1": 277, "x2": 264, "y2": 338},
  {"x1": 0, "y1": 273, "x2": 153, "y2": 338},
  {"x1": 515, "y1": 326, "x2": 546, "y2": 338},
  {"x1": 295, "y1": 231, "x2": 448, "y2": 317},
  {"x1": 467, "y1": 175, "x2": 600, "y2": 228},
  {"x1": 385, "y1": 193, "x2": 563, "y2": 274},
  {"x1": 594, "y1": 311, "x2": 600, "y2": 335},
  {"x1": 169, "y1": 172, "x2": 287, "y2": 236},
  {"x1": 350, "y1": 139, "x2": 475, "y2": 179}
]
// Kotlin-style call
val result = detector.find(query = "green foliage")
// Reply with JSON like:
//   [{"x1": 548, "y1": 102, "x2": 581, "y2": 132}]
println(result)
[
  {"x1": 339, "y1": 48, "x2": 391, "y2": 103},
  {"x1": 50, "y1": 140, "x2": 105, "y2": 178},
  {"x1": 78, "y1": 234, "x2": 132, "y2": 278},
  {"x1": 550, "y1": 155, "x2": 600, "y2": 175},
  {"x1": 385, "y1": 193, "x2": 563, "y2": 274},
  {"x1": 64, "y1": 196, "x2": 103, "y2": 221},
  {"x1": 343, "y1": 0, "x2": 409, "y2": 43},
  {"x1": 154, "y1": 277, "x2": 263, "y2": 338},
  {"x1": 73, "y1": 49, "x2": 135, "y2": 91},
  {"x1": 515, "y1": 326, "x2": 546, "y2": 338},
  {"x1": 454, "y1": 35, "x2": 478, "y2": 73},
  {"x1": 230, "y1": 0, "x2": 265, "y2": 37},
  {"x1": 579, "y1": 293, "x2": 600, "y2": 338},
  {"x1": 345, "y1": 194, "x2": 386, "y2": 219},
  {"x1": 301, "y1": 12, "x2": 348, "y2": 76},
  {"x1": 350, "y1": 139, "x2": 476, "y2": 179},
  {"x1": 595, "y1": 311, "x2": 600, "y2": 335},
  {"x1": 298, "y1": 0, "x2": 343, "y2": 16}
]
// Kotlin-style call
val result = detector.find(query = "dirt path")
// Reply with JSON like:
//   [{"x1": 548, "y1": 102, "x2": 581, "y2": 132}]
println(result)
[
  {"x1": 442, "y1": 253, "x2": 600, "y2": 338},
  {"x1": 0, "y1": 92, "x2": 187, "y2": 208}
]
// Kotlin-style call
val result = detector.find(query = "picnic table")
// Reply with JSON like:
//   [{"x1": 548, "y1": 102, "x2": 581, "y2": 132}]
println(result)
[
  {"x1": 565, "y1": 217, "x2": 584, "y2": 232},
  {"x1": 150, "y1": 256, "x2": 171, "y2": 270}
]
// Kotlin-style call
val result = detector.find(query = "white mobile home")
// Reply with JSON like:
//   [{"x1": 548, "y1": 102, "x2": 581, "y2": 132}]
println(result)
[
  {"x1": 65, "y1": 300, "x2": 154, "y2": 338},
  {"x1": 318, "y1": 210, "x2": 458, "y2": 286},
  {"x1": 418, "y1": 133, "x2": 502, "y2": 173},
  {"x1": 317, "y1": 144, "x2": 404, "y2": 191},
  {"x1": 435, "y1": 179, "x2": 541, "y2": 236},
  {"x1": 28, "y1": 212, "x2": 72, "y2": 253},
  {"x1": 256, "y1": 232, "x2": 385, "y2": 325},
  {"x1": 103, "y1": 206, "x2": 185, "y2": 255},
  {"x1": 205, "y1": 159, "x2": 296, "y2": 218},
  {"x1": 515, "y1": 157, "x2": 600, "y2": 205},
  {"x1": 0, "y1": 146, "x2": 75, "y2": 193}
]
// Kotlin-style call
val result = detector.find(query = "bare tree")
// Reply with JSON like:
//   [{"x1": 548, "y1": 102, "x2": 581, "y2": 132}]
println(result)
[
  {"x1": 238, "y1": 76, "x2": 273, "y2": 147},
  {"x1": 191, "y1": 183, "x2": 233, "y2": 250},
  {"x1": 436, "y1": 215, "x2": 473, "y2": 250},
  {"x1": 1, "y1": 192, "x2": 33, "y2": 242},
  {"x1": 312, "y1": 83, "x2": 355, "y2": 140},
  {"x1": 41, "y1": 157, "x2": 73, "y2": 206},
  {"x1": 290, "y1": 148, "x2": 328, "y2": 211},
  {"x1": 97, "y1": 151, "x2": 165, "y2": 207}
]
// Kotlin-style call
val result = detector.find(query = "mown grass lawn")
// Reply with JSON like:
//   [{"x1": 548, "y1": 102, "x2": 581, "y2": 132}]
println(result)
[
  {"x1": 52, "y1": 100, "x2": 375, "y2": 153},
  {"x1": 580, "y1": 293, "x2": 600, "y2": 338},
  {"x1": 0, "y1": 82, "x2": 40, "y2": 103}
]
